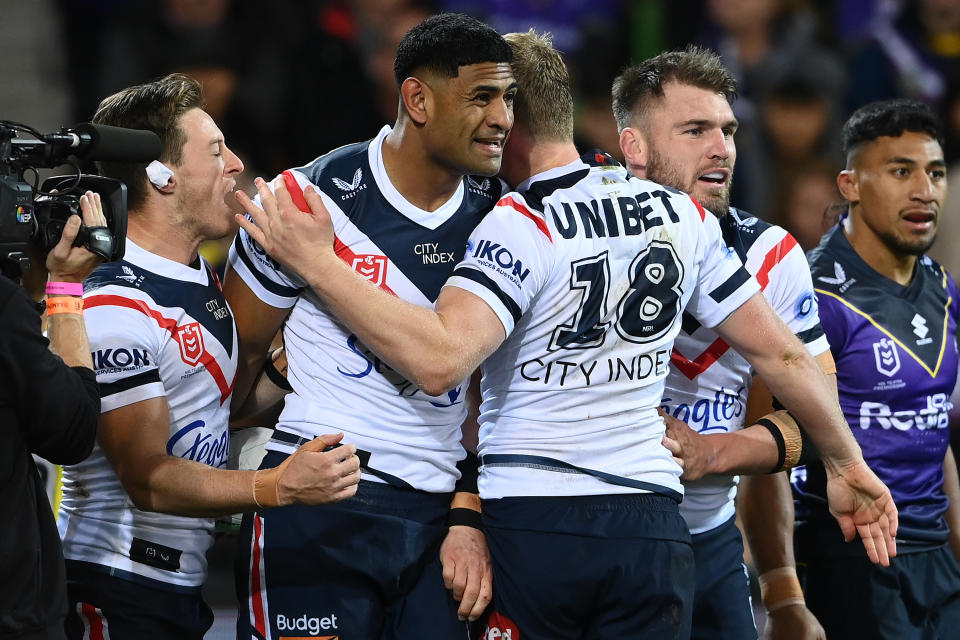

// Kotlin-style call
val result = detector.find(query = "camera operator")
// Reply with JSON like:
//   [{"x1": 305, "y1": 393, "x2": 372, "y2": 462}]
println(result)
[{"x1": 0, "y1": 194, "x2": 105, "y2": 640}]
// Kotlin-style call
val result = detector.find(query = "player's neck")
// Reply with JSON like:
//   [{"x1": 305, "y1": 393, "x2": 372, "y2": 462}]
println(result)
[
  {"x1": 126, "y1": 203, "x2": 201, "y2": 266},
  {"x1": 382, "y1": 125, "x2": 465, "y2": 212},
  {"x1": 843, "y1": 216, "x2": 917, "y2": 286},
  {"x1": 520, "y1": 140, "x2": 580, "y2": 184}
]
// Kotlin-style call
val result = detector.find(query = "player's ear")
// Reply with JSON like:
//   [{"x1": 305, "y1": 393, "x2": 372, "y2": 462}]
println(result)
[
  {"x1": 619, "y1": 127, "x2": 647, "y2": 179},
  {"x1": 400, "y1": 76, "x2": 429, "y2": 125},
  {"x1": 837, "y1": 169, "x2": 859, "y2": 204}
]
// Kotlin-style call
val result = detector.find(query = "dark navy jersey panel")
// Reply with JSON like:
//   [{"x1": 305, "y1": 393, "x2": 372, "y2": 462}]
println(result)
[{"x1": 85, "y1": 261, "x2": 235, "y2": 355}]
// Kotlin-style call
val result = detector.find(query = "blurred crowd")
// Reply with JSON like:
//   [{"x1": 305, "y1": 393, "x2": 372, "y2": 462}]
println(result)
[{"x1": 15, "y1": 0, "x2": 960, "y2": 272}]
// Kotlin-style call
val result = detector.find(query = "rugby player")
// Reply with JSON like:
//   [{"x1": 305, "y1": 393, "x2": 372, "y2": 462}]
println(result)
[
  {"x1": 236, "y1": 31, "x2": 897, "y2": 639},
  {"x1": 792, "y1": 98, "x2": 960, "y2": 638},
  {"x1": 57, "y1": 74, "x2": 360, "y2": 640},
  {"x1": 223, "y1": 13, "x2": 516, "y2": 638},
  {"x1": 613, "y1": 48, "x2": 828, "y2": 639}
]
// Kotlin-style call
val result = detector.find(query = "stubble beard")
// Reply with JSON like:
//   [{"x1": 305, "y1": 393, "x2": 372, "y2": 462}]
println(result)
[{"x1": 646, "y1": 146, "x2": 731, "y2": 218}]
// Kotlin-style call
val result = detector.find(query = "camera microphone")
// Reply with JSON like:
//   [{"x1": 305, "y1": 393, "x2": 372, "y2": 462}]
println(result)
[{"x1": 42, "y1": 123, "x2": 162, "y2": 163}]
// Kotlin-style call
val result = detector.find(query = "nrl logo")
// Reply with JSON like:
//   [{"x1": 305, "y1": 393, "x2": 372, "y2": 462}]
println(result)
[
  {"x1": 175, "y1": 322, "x2": 206, "y2": 367},
  {"x1": 872, "y1": 337, "x2": 901, "y2": 377},
  {"x1": 332, "y1": 168, "x2": 363, "y2": 192},
  {"x1": 351, "y1": 254, "x2": 388, "y2": 287}
]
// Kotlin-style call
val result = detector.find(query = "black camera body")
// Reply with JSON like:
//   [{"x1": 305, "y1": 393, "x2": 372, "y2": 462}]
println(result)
[{"x1": 0, "y1": 120, "x2": 160, "y2": 280}]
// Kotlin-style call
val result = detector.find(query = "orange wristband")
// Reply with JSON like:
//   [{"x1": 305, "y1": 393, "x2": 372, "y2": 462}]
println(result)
[
  {"x1": 45, "y1": 296, "x2": 84, "y2": 315},
  {"x1": 758, "y1": 566, "x2": 805, "y2": 613}
]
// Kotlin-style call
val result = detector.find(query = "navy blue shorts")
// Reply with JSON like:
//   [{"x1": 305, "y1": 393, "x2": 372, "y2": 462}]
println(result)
[
  {"x1": 63, "y1": 560, "x2": 212, "y2": 640},
  {"x1": 798, "y1": 541, "x2": 960, "y2": 639},
  {"x1": 690, "y1": 516, "x2": 757, "y2": 640},
  {"x1": 479, "y1": 493, "x2": 694, "y2": 640},
  {"x1": 235, "y1": 452, "x2": 467, "y2": 640}
]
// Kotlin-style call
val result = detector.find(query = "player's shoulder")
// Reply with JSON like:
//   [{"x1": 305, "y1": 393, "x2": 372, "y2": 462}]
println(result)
[{"x1": 293, "y1": 138, "x2": 371, "y2": 194}]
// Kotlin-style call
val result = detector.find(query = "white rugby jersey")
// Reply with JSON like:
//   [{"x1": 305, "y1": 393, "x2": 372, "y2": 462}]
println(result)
[
  {"x1": 663, "y1": 209, "x2": 829, "y2": 534},
  {"x1": 58, "y1": 240, "x2": 238, "y2": 590},
  {"x1": 228, "y1": 125, "x2": 503, "y2": 492},
  {"x1": 447, "y1": 152, "x2": 760, "y2": 499}
]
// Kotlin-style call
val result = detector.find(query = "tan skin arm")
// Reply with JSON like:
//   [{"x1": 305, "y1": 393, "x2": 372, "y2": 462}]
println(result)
[
  {"x1": 714, "y1": 293, "x2": 897, "y2": 566},
  {"x1": 739, "y1": 376, "x2": 826, "y2": 640},
  {"x1": 98, "y1": 395, "x2": 360, "y2": 517},
  {"x1": 221, "y1": 263, "x2": 290, "y2": 415}
]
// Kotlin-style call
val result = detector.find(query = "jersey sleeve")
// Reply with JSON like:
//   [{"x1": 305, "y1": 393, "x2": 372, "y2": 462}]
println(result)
[
  {"x1": 82, "y1": 296, "x2": 166, "y2": 413},
  {"x1": 444, "y1": 194, "x2": 554, "y2": 336},
  {"x1": 227, "y1": 171, "x2": 311, "y2": 309},
  {"x1": 758, "y1": 231, "x2": 829, "y2": 357},
  {"x1": 685, "y1": 201, "x2": 760, "y2": 328}
]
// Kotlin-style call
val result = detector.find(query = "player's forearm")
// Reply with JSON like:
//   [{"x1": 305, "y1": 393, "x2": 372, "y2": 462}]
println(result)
[
  {"x1": 739, "y1": 472, "x2": 797, "y2": 573},
  {"x1": 719, "y1": 296, "x2": 861, "y2": 471},
  {"x1": 304, "y1": 255, "x2": 472, "y2": 395},
  {"x1": 754, "y1": 352, "x2": 860, "y2": 470},
  {"x1": 701, "y1": 427, "x2": 780, "y2": 476},
  {"x1": 121, "y1": 456, "x2": 258, "y2": 517}
]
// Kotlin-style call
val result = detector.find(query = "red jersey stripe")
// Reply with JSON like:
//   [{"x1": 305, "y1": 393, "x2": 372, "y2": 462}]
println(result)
[
  {"x1": 281, "y1": 170, "x2": 399, "y2": 297},
  {"x1": 499, "y1": 195, "x2": 552, "y2": 242},
  {"x1": 689, "y1": 196, "x2": 707, "y2": 222},
  {"x1": 84, "y1": 295, "x2": 235, "y2": 405},
  {"x1": 672, "y1": 233, "x2": 796, "y2": 379},
  {"x1": 755, "y1": 233, "x2": 798, "y2": 290}
]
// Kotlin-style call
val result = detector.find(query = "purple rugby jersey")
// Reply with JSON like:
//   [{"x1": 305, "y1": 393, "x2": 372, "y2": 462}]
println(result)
[{"x1": 793, "y1": 223, "x2": 959, "y2": 550}]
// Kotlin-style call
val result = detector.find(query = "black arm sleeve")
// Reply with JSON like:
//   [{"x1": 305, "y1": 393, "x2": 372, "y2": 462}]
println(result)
[{"x1": 0, "y1": 280, "x2": 99, "y2": 465}]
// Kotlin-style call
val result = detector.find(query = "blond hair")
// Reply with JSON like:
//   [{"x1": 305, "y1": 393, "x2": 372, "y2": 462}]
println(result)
[{"x1": 504, "y1": 30, "x2": 573, "y2": 142}]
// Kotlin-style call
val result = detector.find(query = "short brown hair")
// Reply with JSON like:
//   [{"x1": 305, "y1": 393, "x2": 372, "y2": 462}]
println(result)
[
  {"x1": 92, "y1": 73, "x2": 204, "y2": 210},
  {"x1": 504, "y1": 30, "x2": 573, "y2": 142},
  {"x1": 611, "y1": 46, "x2": 737, "y2": 132}
]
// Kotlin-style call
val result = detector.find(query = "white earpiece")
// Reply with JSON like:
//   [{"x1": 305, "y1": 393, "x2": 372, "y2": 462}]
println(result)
[{"x1": 146, "y1": 160, "x2": 174, "y2": 189}]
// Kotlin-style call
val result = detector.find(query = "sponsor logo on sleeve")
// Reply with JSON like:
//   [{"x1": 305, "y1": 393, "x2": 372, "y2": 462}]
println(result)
[
  {"x1": 469, "y1": 239, "x2": 531, "y2": 287},
  {"x1": 246, "y1": 233, "x2": 282, "y2": 271},
  {"x1": 795, "y1": 292, "x2": 815, "y2": 319},
  {"x1": 92, "y1": 347, "x2": 150, "y2": 374}
]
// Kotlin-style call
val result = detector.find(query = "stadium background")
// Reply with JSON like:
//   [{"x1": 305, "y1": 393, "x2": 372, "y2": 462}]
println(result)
[{"x1": 4, "y1": 0, "x2": 960, "y2": 636}]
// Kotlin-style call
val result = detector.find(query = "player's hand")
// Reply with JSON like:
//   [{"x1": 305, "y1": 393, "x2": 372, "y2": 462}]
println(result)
[
  {"x1": 439, "y1": 525, "x2": 492, "y2": 622},
  {"x1": 235, "y1": 176, "x2": 338, "y2": 279},
  {"x1": 254, "y1": 433, "x2": 361, "y2": 507},
  {"x1": 658, "y1": 408, "x2": 716, "y2": 481},
  {"x1": 46, "y1": 191, "x2": 106, "y2": 282},
  {"x1": 824, "y1": 458, "x2": 898, "y2": 566},
  {"x1": 763, "y1": 603, "x2": 826, "y2": 640}
]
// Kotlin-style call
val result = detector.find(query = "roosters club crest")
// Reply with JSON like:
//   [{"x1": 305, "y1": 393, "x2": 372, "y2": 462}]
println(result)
[
  {"x1": 176, "y1": 322, "x2": 205, "y2": 366},
  {"x1": 351, "y1": 254, "x2": 388, "y2": 287}
]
